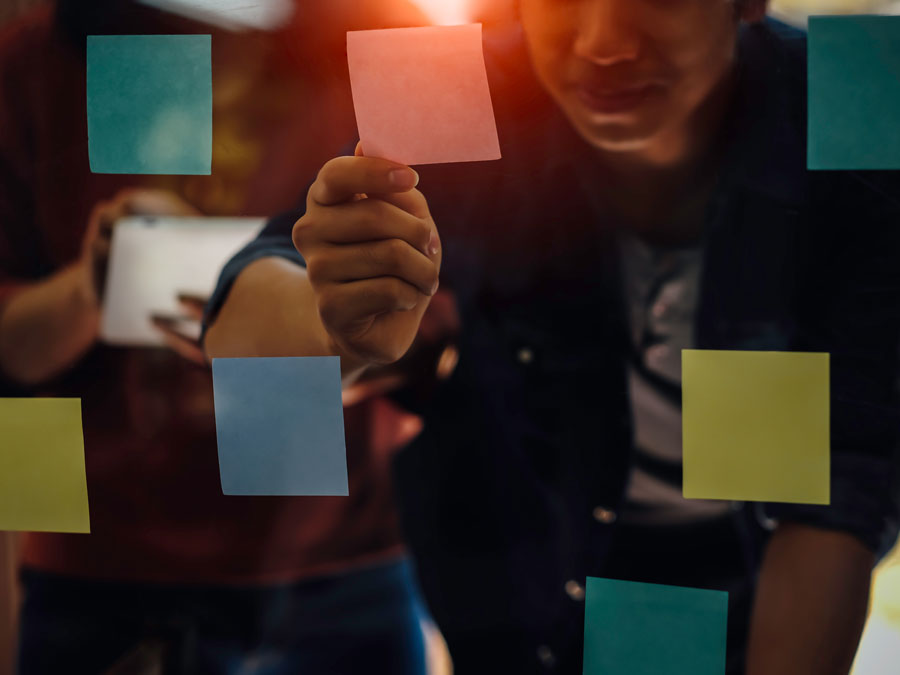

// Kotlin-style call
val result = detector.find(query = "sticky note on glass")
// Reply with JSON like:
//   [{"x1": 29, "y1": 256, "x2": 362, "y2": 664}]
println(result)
[
  {"x1": 0, "y1": 399, "x2": 90, "y2": 533},
  {"x1": 211, "y1": 357, "x2": 348, "y2": 496},
  {"x1": 808, "y1": 16, "x2": 900, "y2": 169},
  {"x1": 347, "y1": 24, "x2": 501, "y2": 165},
  {"x1": 682, "y1": 350, "x2": 829, "y2": 504},
  {"x1": 584, "y1": 577, "x2": 727, "y2": 675},
  {"x1": 87, "y1": 35, "x2": 212, "y2": 175}
]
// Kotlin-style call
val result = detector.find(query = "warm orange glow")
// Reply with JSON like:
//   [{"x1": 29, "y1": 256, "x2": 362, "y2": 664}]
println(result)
[{"x1": 410, "y1": 0, "x2": 473, "y2": 25}]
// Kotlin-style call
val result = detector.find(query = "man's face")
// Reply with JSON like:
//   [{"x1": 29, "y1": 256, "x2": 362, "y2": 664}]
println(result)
[{"x1": 519, "y1": 0, "x2": 758, "y2": 154}]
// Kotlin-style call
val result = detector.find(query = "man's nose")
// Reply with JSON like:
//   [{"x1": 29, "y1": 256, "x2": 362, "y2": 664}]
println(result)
[{"x1": 572, "y1": 0, "x2": 641, "y2": 67}]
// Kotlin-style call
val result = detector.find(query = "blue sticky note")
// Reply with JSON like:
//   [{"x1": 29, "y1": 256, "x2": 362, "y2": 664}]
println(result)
[
  {"x1": 211, "y1": 357, "x2": 349, "y2": 496},
  {"x1": 808, "y1": 16, "x2": 900, "y2": 170},
  {"x1": 583, "y1": 577, "x2": 728, "y2": 675},
  {"x1": 87, "y1": 35, "x2": 212, "y2": 175}
]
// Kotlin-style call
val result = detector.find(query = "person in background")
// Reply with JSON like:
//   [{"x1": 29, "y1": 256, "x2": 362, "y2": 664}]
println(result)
[
  {"x1": 204, "y1": 0, "x2": 900, "y2": 673},
  {"x1": 0, "y1": 0, "x2": 44, "y2": 26},
  {"x1": 0, "y1": 1, "x2": 447, "y2": 673}
]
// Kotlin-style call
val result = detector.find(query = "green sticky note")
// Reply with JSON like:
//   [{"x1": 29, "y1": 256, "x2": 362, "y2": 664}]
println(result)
[
  {"x1": 87, "y1": 35, "x2": 212, "y2": 175},
  {"x1": 808, "y1": 16, "x2": 900, "y2": 170},
  {"x1": 682, "y1": 350, "x2": 829, "y2": 504},
  {"x1": 583, "y1": 577, "x2": 728, "y2": 675},
  {"x1": 0, "y1": 399, "x2": 90, "y2": 533}
]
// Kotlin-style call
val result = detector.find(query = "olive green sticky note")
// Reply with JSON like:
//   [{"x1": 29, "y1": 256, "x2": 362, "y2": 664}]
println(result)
[
  {"x1": 583, "y1": 577, "x2": 728, "y2": 675},
  {"x1": 808, "y1": 16, "x2": 900, "y2": 169},
  {"x1": 0, "y1": 399, "x2": 90, "y2": 533},
  {"x1": 682, "y1": 350, "x2": 829, "y2": 504},
  {"x1": 87, "y1": 35, "x2": 212, "y2": 175}
]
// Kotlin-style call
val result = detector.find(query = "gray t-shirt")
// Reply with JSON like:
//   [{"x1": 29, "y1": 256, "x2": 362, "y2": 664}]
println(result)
[{"x1": 619, "y1": 233, "x2": 733, "y2": 525}]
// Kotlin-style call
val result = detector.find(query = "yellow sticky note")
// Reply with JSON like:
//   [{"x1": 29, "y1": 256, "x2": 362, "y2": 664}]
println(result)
[
  {"x1": 682, "y1": 350, "x2": 829, "y2": 504},
  {"x1": 0, "y1": 399, "x2": 90, "y2": 533}
]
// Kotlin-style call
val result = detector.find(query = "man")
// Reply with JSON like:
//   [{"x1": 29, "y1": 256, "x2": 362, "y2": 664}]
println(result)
[{"x1": 205, "y1": 1, "x2": 900, "y2": 673}]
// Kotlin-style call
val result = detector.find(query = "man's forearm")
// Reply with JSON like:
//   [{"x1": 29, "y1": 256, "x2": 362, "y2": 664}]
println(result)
[
  {"x1": 0, "y1": 263, "x2": 100, "y2": 385},
  {"x1": 746, "y1": 523, "x2": 873, "y2": 675},
  {"x1": 204, "y1": 257, "x2": 369, "y2": 382}
]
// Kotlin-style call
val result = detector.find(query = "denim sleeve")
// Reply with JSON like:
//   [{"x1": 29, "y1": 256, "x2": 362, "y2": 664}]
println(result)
[
  {"x1": 201, "y1": 136, "x2": 367, "y2": 334},
  {"x1": 765, "y1": 172, "x2": 900, "y2": 553},
  {"x1": 764, "y1": 453, "x2": 899, "y2": 553},
  {"x1": 201, "y1": 209, "x2": 305, "y2": 339}
]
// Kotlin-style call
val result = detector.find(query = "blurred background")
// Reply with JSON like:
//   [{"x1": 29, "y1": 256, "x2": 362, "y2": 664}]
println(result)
[{"x1": 0, "y1": 1, "x2": 898, "y2": 674}]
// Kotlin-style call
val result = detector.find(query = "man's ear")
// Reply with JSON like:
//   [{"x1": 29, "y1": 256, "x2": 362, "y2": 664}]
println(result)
[{"x1": 738, "y1": 0, "x2": 768, "y2": 23}]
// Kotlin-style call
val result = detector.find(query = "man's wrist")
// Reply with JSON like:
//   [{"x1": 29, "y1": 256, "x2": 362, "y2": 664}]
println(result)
[{"x1": 321, "y1": 330, "x2": 371, "y2": 384}]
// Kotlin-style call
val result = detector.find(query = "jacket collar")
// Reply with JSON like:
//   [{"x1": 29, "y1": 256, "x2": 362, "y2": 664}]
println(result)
[{"x1": 716, "y1": 18, "x2": 809, "y2": 210}]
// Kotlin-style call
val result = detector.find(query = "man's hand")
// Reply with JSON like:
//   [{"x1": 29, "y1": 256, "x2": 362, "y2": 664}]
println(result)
[
  {"x1": 293, "y1": 146, "x2": 441, "y2": 367},
  {"x1": 341, "y1": 288, "x2": 461, "y2": 406}
]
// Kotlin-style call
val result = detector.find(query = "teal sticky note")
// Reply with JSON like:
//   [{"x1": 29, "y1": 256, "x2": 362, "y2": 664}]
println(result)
[
  {"x1": 583, "y1": 577, "x2": 728, "y2": 675},
  {"x1": 808, "y1": 16, "x2": 900, "y2": 170},
  {"x1": 211, "y1": 357, "x2": 349, "y2": 496},
  {"x1": 87, "y1": 35, "x2": 212, "y2": 175}
]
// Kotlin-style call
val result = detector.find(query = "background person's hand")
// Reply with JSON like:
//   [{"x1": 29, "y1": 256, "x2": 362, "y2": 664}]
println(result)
[
  {"x1": 293, "y1": 145, "x2": 442, "y2": 367},
  {"x1": 79, "y1": 188, "x2": 201, "y2": 306},
  {"x1": 151, "y1": 293, "x2": 209, "y2": 366}
]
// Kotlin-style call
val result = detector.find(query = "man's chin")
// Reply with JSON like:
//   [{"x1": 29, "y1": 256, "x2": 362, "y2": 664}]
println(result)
[
  {"x1": 585, "y1": 134, "x2": 655, "y2": 153},
  {"x1": 568, "y1": 114, "x2": 659, "y2": 155}
]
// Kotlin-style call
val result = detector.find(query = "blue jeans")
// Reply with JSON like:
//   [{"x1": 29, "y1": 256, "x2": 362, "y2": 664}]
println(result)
[{"x1": 17, "y1": 557, "x2": 428, "y2": 675}]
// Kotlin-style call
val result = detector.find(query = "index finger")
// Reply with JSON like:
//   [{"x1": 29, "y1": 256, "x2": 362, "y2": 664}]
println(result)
[
  {"x1": 310, "y1": 155, "x2": 420, "y2": 207},
  {"x1": 354, "y1": 142, "x2": 430, "y2": 219}
]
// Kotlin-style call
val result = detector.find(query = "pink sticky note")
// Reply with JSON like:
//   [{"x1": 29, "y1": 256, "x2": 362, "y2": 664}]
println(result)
[{"x1": 347, "y1": 24, "x2": 501, "y2": 166}]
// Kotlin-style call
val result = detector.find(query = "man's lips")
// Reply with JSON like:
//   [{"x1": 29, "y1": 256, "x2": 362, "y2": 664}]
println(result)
[{"x1": 575, "y1": 81, "x2": 664, "y2": 115}]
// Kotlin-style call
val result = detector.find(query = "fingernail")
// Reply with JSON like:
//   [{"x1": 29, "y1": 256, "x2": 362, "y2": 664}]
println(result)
[
  {"x1": 430, "y1": 279, "x2": 440, "y2": 295},
  {"x1": 428, "y1": 231, "x2": 440, "y2": 256},
  {"x1": 389, "y1": 168, "x2": 418, "y2": 190}
]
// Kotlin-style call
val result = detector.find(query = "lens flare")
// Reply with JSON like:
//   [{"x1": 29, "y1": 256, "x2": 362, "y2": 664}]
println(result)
[{"x1": 411, "y1": 0, "x2": 473, "y2": 25}]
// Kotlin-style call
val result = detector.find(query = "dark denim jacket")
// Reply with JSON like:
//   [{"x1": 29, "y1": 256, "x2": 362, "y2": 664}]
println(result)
[{"x1": 206, "y1": 18, "x2": 900, "y2": 673}]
